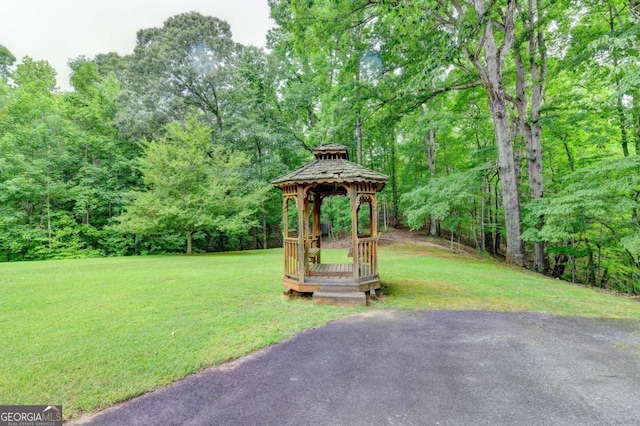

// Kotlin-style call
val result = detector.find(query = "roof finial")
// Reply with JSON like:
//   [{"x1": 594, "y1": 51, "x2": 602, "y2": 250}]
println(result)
[{"x1": 312, "y1": 143, "x2": 349, "y2": 160}]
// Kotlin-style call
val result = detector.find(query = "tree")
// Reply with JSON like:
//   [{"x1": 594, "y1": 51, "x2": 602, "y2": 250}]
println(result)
[
  {"x1": 522, "y1": 156, "x2": 640, "y2": 293},
  {"x1": 432, "y1": 0, "x2": 524, "y2": 264},
  {"x1": 403, "y1": 169, "x2": 484, "y2": 249},
  {"x1": 64, "y1": 58, "x2": 140, "y2": 251},
  {"x1": 0, "y1": 43, "x2": 15, "y2": 80},
  {"x1": 117, "y1": 12, "x2": 239, "y2": 141},
  {"x1": 269, "y1": 0, "x2": 386, "y2": 162},
  {"x1": 510, "y1": 0, "x2": 551, "y2": 272},
  {"x1": 582, "y1": 0, "x2": 638, "y2": 152},
  {"x1": 223, "y1": 45, "x2": 303, "y2": 248},
  {"x1": 118, "y1": 118, "x2": 265, "y2": 254},
  {"x1": 270, "y1": 0, "x2": 529, "y2": 264},
  {"x1": 0, "y1": 57, "x2": 79, "y2": 260}
]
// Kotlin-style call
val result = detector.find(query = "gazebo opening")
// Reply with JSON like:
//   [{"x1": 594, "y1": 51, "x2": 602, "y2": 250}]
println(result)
[
  {"x1": 284, "y1": 197, "x2": 298, "y2": 238},
  {"x1": 271, "y1": 144, "x2": 388, "y2": 306},
  {"x1": 358, "y1": 199, "x2": 373, "y2": 237}
]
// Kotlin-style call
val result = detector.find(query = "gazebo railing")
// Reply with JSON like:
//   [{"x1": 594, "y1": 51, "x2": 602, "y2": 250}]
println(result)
[
  {"x1": 287, "y1": 235, "x2": 379, "y2": 283},
  {"x1": 357, "y1": 237, "x2": 378, "y2": 280},
  {"x1": 284, "y1": 237, "x2": 299, "y2": 278}
]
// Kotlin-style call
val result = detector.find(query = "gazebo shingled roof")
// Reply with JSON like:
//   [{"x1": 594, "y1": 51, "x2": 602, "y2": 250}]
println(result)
[{"x1": 271, "y1": 144, "x2": 388, "y2": 190}]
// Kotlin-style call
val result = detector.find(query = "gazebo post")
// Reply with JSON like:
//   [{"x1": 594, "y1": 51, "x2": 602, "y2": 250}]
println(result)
[
  {"x1": 312, "y1": 192, "x2": 322, "y2": 264},
  {"x1": 297, "y1": 184, "x2": 306, "y2": 284},
  {"x1": 371, "y1": 192, "x2": 379, "y2": 276},
  {"x1": 350, "y1": 184, "x2": 360, "y2": 284}
]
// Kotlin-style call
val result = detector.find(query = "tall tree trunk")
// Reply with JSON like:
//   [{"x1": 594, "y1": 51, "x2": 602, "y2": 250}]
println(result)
[
  {"x1": 484, "y1": 177, "x2": 493, "y2": 253},
  {"x1": 608, "y1": 3, "x2": 630, "y2": 157},
  {"x1": 255, "y1": 140, "x2": 268, "y2": 250},
  {"x1": 513, "y1": 0, "x2": 548, "y2": 272},
  {"x1": 425, "y1": 126, "x2": 437, "y2": 236},
  {"x1": 618, "y1": 91, "x2": 630, "y2": 157},
  {"x1": 46, "y1": 181, "x2": 52, "y2": 250},
  {"x1": 587, "y1": 245, "x2": 597, "y2": 285},
  {"x1": 494, "y1": 181, "x2": 501, "y2": 255},
  {"x1": 471, "y1": 0, "x2": 524, "y2": 265},
  {"x1": 356, "y1": 116, "x2": 363, "y2": 165},
  {"x1": 562, "y1": 136, "x2": 575, "y2": 172},
  {"x1": 390, "y1": 138, "x2": 400, "y2": 227},
  {"x1": 634, "y1": 94, "x2": 640, "y2": 155},
  {"x1": 480, "y1": 189, "x2": 485, "y2": 252},
  {"x1": 529, "y1": 0, "x2": 548, "y2": 273},
  {"x1": 186, "y1": 231, "x2": 193, "y2": 255},
  {"x1": 491, "y1": 98, "x2": 524, "y2": 265},
  {"x1": 262, "y1": 207, "x2": 268, "y2": 249}
]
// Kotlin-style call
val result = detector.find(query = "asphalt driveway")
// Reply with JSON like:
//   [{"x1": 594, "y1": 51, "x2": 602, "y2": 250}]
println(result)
[{"x1": 74, "y1": 310, "x2": 640, "y2": 425}]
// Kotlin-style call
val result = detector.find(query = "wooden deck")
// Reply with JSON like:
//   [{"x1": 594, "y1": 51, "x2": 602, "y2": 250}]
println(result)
[
  {"x1": 309, "y1": 263, "x2": 353, "y2": 277},
  {"x1": 283, "y1": 274, "x2": 380, "y2": 294},
  {"x1": 284, "y1": 261, "x2": 380, "y2": 306},
  {"x1": 283, "y1": 261, "x2": 380, "y2": 298}
]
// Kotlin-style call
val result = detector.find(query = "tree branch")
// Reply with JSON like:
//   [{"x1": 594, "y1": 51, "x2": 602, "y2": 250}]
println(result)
[
  {"x1": 366, "y1": 78, "x2": 483, "y2": 121},
  {"x1": 498, "y1": 0, "x2": 517, "y2": 64}
]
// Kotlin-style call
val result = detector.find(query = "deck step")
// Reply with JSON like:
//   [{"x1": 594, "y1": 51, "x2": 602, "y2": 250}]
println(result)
[{"x1": 313, "y1": 291, "x2": 366, "y2": 306}]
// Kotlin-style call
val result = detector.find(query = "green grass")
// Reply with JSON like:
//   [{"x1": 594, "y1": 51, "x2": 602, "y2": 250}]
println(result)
[
  {"x1": 376, "y1": 243, "x2": 640, "y2": 318},
  {"x1": 1, "y1": 243, "x2": 638, "y2": 419},
  {"x1": 0, "y1": 250, "x2": 359, "y2": 419}
]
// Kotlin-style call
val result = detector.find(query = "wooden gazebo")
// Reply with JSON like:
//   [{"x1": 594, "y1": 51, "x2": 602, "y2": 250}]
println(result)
[{"x1": 271, "y1": 144, "x2": 388, "y2": 305}]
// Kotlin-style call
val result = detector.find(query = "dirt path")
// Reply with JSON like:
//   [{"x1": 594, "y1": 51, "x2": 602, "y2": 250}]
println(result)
[{"x1": 323, "y1": 227, "x2": 480, "y2": 258}]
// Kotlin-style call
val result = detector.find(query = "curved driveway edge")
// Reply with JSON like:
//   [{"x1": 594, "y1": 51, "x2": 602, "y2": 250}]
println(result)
[{"x1": 73, "y1": 310, "x2": 640, "y2": 425}]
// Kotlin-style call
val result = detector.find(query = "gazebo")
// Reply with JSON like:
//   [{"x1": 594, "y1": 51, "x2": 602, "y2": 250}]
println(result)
[{"x1": 271, "y1": 144, "x2": 388, "y2": 305}]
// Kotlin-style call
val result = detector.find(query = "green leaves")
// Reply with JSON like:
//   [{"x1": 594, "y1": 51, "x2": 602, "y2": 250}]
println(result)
[
  {"x1": 522, "y1": 156, "x2": 640, "y2": 289},
  {"x1": 120, "y1": 12, "x2": 239, "y2": 139},
  {"x1": 0, "y1": 44, "x2": 15, "y2": 79},
  {"x1": 524, "y1": 156, "x2": 640, "y2": 241},
  {"x1": 402, "y1": 169, "x2": 483, "y2": 232},
  {"x1": 118, "y1": 118, "x2": 266, "y2": 254}
]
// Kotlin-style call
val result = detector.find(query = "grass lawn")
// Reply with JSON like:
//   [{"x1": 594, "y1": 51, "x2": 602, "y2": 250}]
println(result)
[
  {"x1": 1, "y1": 243, "x2": 638, "y2": 419},
  {"x1": 377, "y1": 243, "x2": 640, "y2": 318}
]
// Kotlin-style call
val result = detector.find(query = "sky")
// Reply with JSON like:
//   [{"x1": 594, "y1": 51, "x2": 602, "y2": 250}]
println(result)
[{"x1": 0, "y1": 0, "x2": 274, "y2": 91}]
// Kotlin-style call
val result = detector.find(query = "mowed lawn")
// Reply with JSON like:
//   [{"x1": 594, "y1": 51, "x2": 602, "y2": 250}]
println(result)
[
  {"x1": 378, "y1": 243, "x2": 640, "y2": 317},
  {"x1": 1, "y1": 244, "x2": 638, "y2": 420}
]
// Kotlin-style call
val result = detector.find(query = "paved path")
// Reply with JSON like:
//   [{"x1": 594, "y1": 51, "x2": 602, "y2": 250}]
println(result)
[{"x1": 75, "y1": 311, "x2": 640, "y2": 425}]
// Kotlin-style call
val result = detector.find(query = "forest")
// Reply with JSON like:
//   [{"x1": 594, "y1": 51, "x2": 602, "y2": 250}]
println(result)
[{"x1": 0, "y1": 0, "x2": 638, "y2": 294}]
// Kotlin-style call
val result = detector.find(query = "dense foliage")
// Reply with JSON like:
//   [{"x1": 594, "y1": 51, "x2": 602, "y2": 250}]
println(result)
[{"x1": 0, "y1": 1, "x2": 638, "y2": 293}]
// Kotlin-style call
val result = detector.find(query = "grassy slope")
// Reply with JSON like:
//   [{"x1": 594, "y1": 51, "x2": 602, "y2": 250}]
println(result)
[
  {"x1": 377, "y1": 243, "x2": 639, "y2": 317},
  {"x1": 1, "y1": 244, "x2": 638, "y2": 419}
]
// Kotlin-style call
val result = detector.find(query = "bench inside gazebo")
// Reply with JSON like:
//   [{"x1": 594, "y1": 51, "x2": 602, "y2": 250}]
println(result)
[{"x1": 272, "y1": 144, "x2": 388, "y2": 305}]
